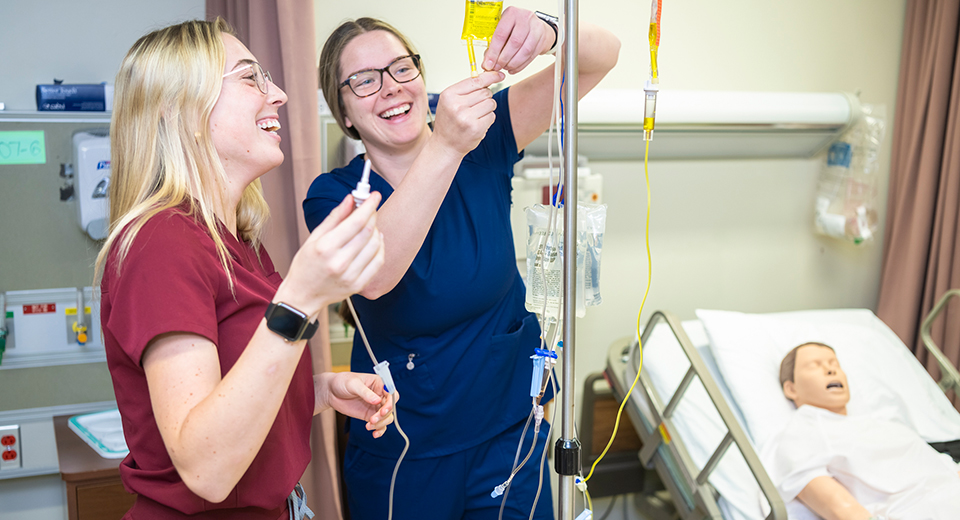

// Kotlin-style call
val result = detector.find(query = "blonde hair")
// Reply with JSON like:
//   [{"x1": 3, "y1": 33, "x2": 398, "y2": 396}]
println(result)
[
  {"x1": 318, "y1": 18, "x2": 423, "y2": 140},
  {"x1": 95, "y1": 19, "x2": 270, "y2": 289}
]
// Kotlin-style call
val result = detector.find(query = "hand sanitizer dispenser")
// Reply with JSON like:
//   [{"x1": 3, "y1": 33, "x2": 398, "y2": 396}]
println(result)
[{"x1": 73, "y1": 132, "x2": 110, "y2": 240}]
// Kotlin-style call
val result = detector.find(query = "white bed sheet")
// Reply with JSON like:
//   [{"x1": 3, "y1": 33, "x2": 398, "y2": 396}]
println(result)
[{"x1": 634, "y1": 309, "x2": 960, "y2": 520}]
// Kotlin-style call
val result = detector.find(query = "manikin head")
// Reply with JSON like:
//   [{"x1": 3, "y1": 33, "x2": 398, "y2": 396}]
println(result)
[{"x1": 779, "y1": 342, "x2": 850, "y2": 415}]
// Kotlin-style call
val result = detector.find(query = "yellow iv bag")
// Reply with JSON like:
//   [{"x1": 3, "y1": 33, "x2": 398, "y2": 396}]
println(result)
[
  {"x1": 462, "y1": 0, "x2": 502, "y2": 76},
  {"x1": 461, "y1": 0, "x2": 502, "y2": 41}
]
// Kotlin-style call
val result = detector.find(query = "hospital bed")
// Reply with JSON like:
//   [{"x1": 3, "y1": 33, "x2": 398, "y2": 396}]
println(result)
[{"x1": 604, "y1": 306, "x2": 960, "y2": 520}]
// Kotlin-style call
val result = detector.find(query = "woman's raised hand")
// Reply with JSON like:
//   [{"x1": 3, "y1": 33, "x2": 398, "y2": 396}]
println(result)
[
  {"x1": 482, "y1": 7, "x2": 555, "y2": 75},
  {"x1": 432, "y1": 70, "x2": 505, "y2": 156},
  {"x1": 277, "y1": 193, "x2": 385, "y2": 318}
]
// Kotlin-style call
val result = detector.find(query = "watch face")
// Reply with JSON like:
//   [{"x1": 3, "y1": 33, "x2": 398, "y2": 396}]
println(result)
[{"x1": 268, "y1": 303, "x2": 307, "y2": 341}]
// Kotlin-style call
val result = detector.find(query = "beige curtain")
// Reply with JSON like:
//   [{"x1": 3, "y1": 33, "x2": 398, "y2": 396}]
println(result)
[
  {"x1": 877, "y1": 0, "x2": 960, "y2": 408},
  {"x1": 206, "y1": 1, "x2": 342, "y2": 517}
]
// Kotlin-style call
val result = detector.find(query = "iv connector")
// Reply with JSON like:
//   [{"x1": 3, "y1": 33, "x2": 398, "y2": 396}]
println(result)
[
  {"x1": 373, "y1": 360, "x2": 397, "y2": 395},
  {"x1": 491, "y1": 478, "x2": 510, "y2": 498},
  {"x1": 642, "y1": 80, "x2": 659, "y2": 142}
]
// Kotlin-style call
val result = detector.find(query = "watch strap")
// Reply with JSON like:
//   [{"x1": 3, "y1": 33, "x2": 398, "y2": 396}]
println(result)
[
  {"x1": 535, "y1": 11, "x2": 560, "y2": 53},
  {"x1": 264, "y1": 302, "x2": 319, "y2": 343}
]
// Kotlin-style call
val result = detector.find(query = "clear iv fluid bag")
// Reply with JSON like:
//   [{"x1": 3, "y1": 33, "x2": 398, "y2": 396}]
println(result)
[{"x1": 524, "y1": 203, "x2": 606, "y2": 318}]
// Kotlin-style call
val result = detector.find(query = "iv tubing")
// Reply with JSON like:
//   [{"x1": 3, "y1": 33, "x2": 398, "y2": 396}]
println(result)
[
  {"x1": 496, "y1": 404, "x2": 540, "y2": 520},
  {"x1": 468, "y1": 39, "x2": 479, "y2": 77},
  {"x1": 345, "y1": 296, "x2": 409, "y2": 520},
  {"x1": 584, "y1": 140, "x2": 651, "y2": 483},
  {"x1": 526, "y1": 372, "x2": 559, "y2": 520}
]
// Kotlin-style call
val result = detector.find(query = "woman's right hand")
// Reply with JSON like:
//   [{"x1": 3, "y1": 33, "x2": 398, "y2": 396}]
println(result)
[
  {"x1": 276, "y1": 193, "x2": 385, "y2": 317},
  {"x1": 431, "y1": 70, "x2": 505, "y2": 156}
]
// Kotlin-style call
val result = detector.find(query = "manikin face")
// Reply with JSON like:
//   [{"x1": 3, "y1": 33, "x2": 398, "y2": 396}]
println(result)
[
  {"x1": 338, "y1": 30, "x2": 428, "y2": 152},
  {"x1": 209, "y1": 34, "x2": 288, "y2": 189},
  {"x1": 783, "y1": 344, "x2": 850, "y2": 415}
]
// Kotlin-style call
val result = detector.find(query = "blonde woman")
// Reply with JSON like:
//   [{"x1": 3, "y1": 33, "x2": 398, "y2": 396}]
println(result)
[{"x1": 98, "y1": 19, "x2": 392, "y2": 519}]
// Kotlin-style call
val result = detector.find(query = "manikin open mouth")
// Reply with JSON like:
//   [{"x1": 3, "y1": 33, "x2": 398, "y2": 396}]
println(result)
[
  {"x1": 258, "y1": 120, "x2": 281, "y2": 132},
  {"x1": 379, "y1": 104, "x2": 411, "y2": 119},
  {"x1": 826, "y1": 381, "x2": 844, "y2": 389}
]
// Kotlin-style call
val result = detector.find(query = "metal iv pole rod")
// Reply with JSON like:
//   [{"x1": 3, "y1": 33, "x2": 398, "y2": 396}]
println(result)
[{"x1": 556, "y1": 0, "x2": 579, "y2": 518}]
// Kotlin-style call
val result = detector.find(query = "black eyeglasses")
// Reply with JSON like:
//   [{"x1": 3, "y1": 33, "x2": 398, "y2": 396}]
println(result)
[
  {"x1": 339, "y1": 54, "x2": 422, "y2": 98},
  {"x1": 223, "y1": 62, "x2": 273, "y2": 95}
]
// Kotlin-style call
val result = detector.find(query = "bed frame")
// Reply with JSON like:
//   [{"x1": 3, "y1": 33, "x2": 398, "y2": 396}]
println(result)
[
  {"x1": 604, "y1": 310, "x2": 787, "y2": 520},
  {"x1": 920, "y1": 289, "x2": 960, "y2": 396}
]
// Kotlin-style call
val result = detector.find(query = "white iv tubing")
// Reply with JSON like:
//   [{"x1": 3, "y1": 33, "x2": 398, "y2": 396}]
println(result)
[{"x1": 345, "y1": 284, "x2": 409, "y2": 520}]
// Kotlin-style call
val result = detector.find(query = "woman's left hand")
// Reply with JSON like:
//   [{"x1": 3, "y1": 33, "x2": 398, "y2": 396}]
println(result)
[
  {"x1": 482, "y1": 6, "x2": 555, "y2": 75},
  {"x1": 315, "y1": 372, "x2": 396, "y2": 438}
]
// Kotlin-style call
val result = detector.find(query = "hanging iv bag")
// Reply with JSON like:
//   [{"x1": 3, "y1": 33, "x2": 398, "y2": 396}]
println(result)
[{"x1": 525, "y1": 203, "x2": 607, "y2": 318}]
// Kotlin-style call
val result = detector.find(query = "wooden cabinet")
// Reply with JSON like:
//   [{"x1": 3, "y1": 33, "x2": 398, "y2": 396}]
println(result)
[{"x1": 54, "y1": 415, "x2": 136, "y2": 520}]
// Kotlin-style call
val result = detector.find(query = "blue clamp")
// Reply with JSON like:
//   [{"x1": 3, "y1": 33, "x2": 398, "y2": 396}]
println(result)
[
  {"x1": 534, "y1": 348, "x2": 558, "y2": 359},
  {"x1": 530, "y1": 349, "x2": 558, "y2": 397}
]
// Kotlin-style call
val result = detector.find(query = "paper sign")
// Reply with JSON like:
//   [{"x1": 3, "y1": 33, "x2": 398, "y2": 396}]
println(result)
[{"x1": 0, "y1": 131, "x2": 46, "y2": 165}]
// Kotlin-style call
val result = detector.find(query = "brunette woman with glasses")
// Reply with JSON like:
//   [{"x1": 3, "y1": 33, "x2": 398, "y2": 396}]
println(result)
[{"x1": 304, "y1": 11, "x2": 619, "y2": 520}]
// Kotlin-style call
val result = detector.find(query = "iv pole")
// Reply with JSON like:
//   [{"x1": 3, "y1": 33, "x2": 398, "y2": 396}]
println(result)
[{"x1": 556, "y1": 0, "x2": 579, "y2": 517}]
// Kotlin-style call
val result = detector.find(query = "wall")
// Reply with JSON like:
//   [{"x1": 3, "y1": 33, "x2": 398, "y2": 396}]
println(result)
[
  {"x1": 0, "y1": 2, "x2": 204, "y2": 519},
  {"x1": 0, "y1": 0, "x2": 206, "y2": 111},
  {"x1": 315, "y1": 0, "x2": 906, "y2": 514}
]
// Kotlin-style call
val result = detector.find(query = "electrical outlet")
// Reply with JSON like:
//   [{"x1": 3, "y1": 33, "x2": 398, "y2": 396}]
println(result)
[{"x1": 0, "y1": 425, "x2": 21, "y2": 470}]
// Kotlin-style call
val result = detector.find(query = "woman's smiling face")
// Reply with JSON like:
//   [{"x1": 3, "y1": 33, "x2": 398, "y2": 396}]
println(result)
[
  {"x1": 338, "y1": 30, "x2": 428, "y2": 152},
  {"x1": 209, "y1": 34, "x2": 288, "y2": 186}
]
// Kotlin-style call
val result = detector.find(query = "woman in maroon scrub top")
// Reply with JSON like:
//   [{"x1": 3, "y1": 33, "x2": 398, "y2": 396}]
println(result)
[{"x1": 95, "y1": 19, "x2": 393, "y2": 519}]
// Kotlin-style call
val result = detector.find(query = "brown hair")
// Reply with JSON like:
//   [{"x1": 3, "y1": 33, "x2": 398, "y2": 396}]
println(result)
[
  {"x1": 779, "y1": 342, "x2": 835, "y2": 387},
  {"x1": 318, "y1": 18, "x2": 422, "y2": 140}
]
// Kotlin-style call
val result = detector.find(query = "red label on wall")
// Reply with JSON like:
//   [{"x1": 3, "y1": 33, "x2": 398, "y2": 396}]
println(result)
[{"x1": 23, "y1": 303, "x2": 56, "y2": 314}]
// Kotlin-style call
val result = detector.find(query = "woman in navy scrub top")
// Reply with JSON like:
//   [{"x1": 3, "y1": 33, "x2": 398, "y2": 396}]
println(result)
[
  {"x1": 97, "y1": 19, "x2": 394, "y2": 519},
  {"x1": 304, "y1": 10, "x2": 619, "y2": 520}
]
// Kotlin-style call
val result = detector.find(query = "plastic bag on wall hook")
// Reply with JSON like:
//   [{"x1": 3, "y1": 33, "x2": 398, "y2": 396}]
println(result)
[{"x1": 813, "y1": 103, "x2": 886, "y2": 245}]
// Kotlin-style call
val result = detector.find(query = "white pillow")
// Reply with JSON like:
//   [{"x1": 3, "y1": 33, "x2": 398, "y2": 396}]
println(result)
[{"x1": 694, "y1": 308, "x2": 960, "y2": 452}]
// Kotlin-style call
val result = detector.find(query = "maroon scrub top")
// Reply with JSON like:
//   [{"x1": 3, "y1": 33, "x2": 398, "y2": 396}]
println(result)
[{"x1": 100, "y1": 206, "x2": 314, "y2": 519}]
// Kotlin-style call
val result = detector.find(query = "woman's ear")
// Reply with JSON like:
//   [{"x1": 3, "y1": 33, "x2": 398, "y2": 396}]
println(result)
[{"x1": 344, "y1": 115, "x2": 353, "y2": 128}]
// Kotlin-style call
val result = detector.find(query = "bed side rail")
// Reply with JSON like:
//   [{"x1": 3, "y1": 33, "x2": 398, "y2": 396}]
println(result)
[
  {"x1": 919, "y1": 289, "x2": 960, "y2": 395},
  {"x1": 630, "y1": 310, "x2": 787, "y2": 520}
]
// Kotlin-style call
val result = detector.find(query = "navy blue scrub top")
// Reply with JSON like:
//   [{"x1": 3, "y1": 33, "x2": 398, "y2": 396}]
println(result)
[{"x1": 303, "y1": 88, "x2": 551, "y2": 459}]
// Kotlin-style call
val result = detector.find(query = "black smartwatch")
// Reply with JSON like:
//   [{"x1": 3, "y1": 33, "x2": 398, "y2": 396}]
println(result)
[
  {"x1": 535, "y1": 11, "x2": 560, "y2": 53},
  {"x1": 264, "y1": 302, "x2": 319, "y2": 343}
]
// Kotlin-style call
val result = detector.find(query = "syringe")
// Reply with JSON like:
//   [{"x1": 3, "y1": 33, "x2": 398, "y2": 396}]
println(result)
[{"x1": 353, "y1": 158, "x2": 372, "y2": 208}]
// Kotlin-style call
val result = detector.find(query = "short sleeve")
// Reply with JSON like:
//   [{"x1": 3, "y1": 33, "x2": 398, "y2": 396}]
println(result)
[
  {"x1": 103, "y1": 213, "x2": 222, "y2": 365},
  {"x1": 463, "y1": 88, "x2": 521, "y2": 176},
  {"x1": 762, "y1": 413, "x2": 832, "y2": 502},
  {"x1": 303, "y1": 163, "x2": 359, "y2": 232}
]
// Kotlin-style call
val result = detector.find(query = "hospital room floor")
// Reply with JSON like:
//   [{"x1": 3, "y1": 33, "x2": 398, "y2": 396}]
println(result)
[{"x1": 547, "y1": 470, "x2": 654, "y2": 520}]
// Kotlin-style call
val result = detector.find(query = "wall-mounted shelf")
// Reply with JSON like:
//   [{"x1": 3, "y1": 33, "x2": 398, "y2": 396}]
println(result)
[{"x1": 0, "y1": 111, "x2": 111, "y2": 124}]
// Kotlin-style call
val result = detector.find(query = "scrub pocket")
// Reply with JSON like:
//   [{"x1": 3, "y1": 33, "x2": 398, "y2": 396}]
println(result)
[{"x1": 383, "y1": 350, "x2": 436, "y2": 393}]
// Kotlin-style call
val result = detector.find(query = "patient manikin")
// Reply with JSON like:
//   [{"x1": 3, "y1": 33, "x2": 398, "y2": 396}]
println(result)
[{"x1": 764, "y1": 342, "x2": 960, "y2": 520}]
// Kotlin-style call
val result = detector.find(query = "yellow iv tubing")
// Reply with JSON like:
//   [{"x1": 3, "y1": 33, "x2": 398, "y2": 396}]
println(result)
[{"x1": 585, "y1": 0, "x2": 661, "y2": 484}]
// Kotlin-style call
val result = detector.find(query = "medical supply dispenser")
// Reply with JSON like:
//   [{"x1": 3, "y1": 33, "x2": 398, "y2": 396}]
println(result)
[
  {"x1": 73, "y1": 131, "x2": 110, "y2": 240},
  {"x1": 1, "y1": 287, "x2": 102, "y2": 368}
]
